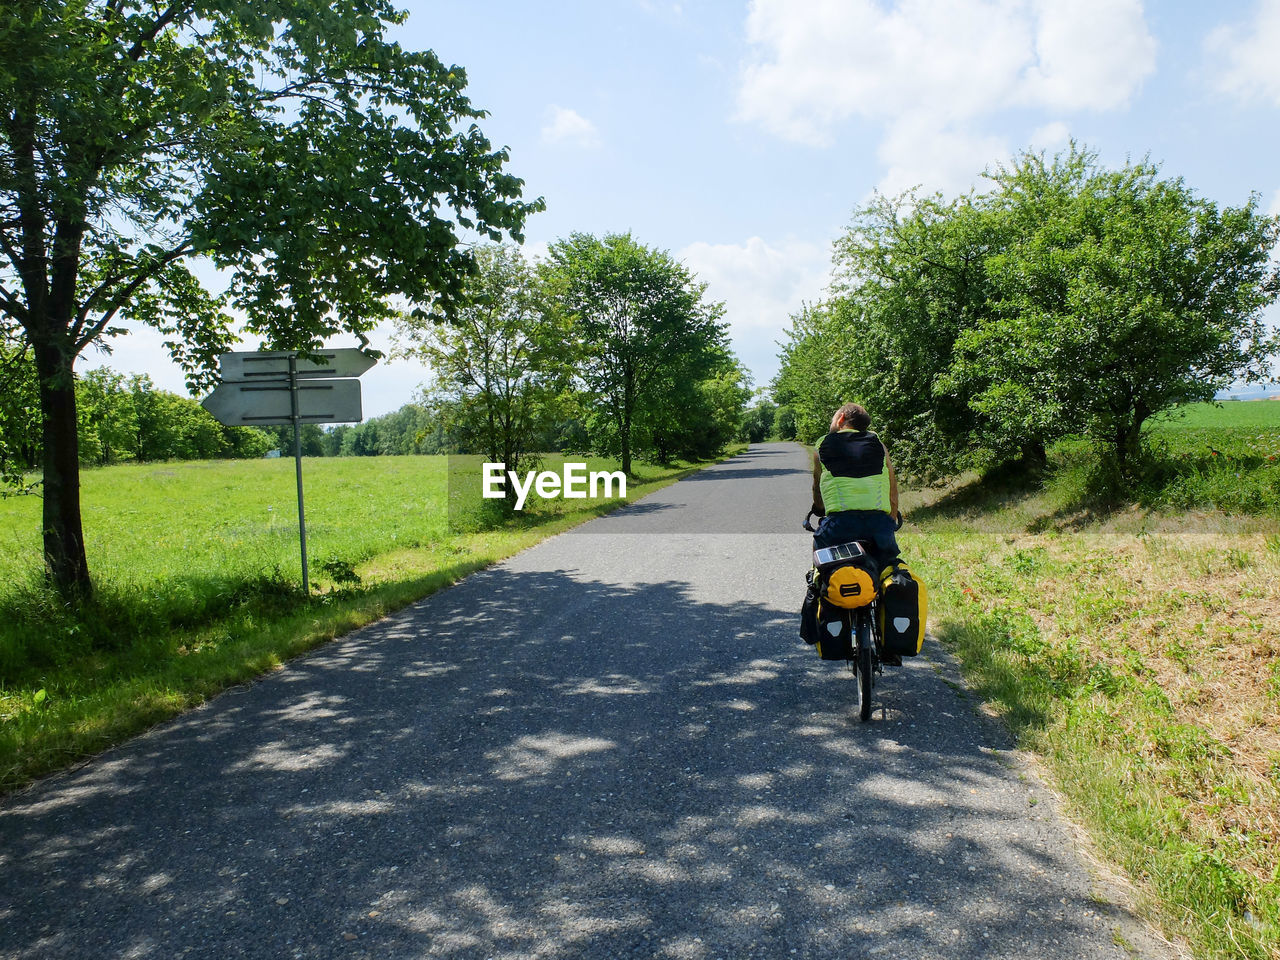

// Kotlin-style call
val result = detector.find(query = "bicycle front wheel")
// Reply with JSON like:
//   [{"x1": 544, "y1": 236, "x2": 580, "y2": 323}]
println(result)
[{"x1": 856, "y1": 612, "x2": 873, "y2": 722}]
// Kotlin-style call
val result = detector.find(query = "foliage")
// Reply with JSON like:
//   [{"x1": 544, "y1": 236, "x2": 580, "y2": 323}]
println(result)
[
  {"x1": 773, "y1": 300, "x2": 867, "y2": 447},
  {"x1": 544, "y1": 233, "x2": 733, "y2": 473},
  {"x1": 637, "y1": 348, "x2": 751, "y2": 463},
  {"x1": 0, "y1": 361, "x2": 273, "y2": 470},
  {"x1": 774, "y1": 144, "x2": 1280, "y2": 485},
  {"x1": 774, "y1": 404, "x2": 797, "y2": 441},
  {"x1": 323, "y1": 405, "x2": 442, "y2": 457},
  {"x1": 396, "y1": 245, "x2": 572, "y2": 490},
  {"x1": 0, "y1": 0, "x2": 540, "y2": 592},
  {"x1": 0, "y1": 339, "x2": 39, "y2": 488},
  {"x1": 950, "y1": 146, "x2": 1280, "y2": 474},
  {"x1": 740, "y1": 394, "x2": 777, "y2": 443}
]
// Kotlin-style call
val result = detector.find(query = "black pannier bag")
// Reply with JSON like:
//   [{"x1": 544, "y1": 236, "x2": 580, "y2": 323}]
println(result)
[
  {"x1": 800, "y1": 572, "x2": 821, "y2": 645},
  {"x1": 878, "y1": 560, "x2": 928, "y2": 657},
  {"x1": 814, "y1": 601, "x2": 854, "y2": 660}
]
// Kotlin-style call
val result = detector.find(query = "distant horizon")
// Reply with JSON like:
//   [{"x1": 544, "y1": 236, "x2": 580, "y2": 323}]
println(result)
[{"x1": 1218, "y1": 388, "x2": 1280, "y2": 400}]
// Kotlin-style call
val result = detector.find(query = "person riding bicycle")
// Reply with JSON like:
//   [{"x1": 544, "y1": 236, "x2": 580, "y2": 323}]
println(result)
[{"x1": 810, "y1": 402, "x2": 901, "y2": 565}]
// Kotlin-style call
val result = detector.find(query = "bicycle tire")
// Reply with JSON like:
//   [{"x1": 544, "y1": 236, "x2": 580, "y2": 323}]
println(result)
[{"x1": 856, "y1": 612, "x2": 873, "y2": 722}]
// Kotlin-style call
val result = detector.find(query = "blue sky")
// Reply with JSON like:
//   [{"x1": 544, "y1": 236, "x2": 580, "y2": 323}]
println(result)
[{"x1": 97, "y1": 0, "x2": 1280, "y2": 415}]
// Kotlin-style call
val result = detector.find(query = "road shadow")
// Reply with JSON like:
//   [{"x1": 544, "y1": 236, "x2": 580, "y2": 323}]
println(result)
[{"x1": 0, "y1": 563, "x2": 1150, "y2": 960}]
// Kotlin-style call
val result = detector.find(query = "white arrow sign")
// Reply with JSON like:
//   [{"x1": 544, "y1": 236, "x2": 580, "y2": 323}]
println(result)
[
  {"x1": 201, "y1": 379, "x2": 363, "y2": 426},
  {"x1": 218, "y1": 348, "x2": 376, "y2": 382}
]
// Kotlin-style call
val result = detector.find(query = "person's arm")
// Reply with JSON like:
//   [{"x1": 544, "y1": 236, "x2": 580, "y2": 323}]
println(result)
[
  {"x1": 883, "y1": 442, "x2": 899, "y2": 520},
  {"x1": 811, "y1": 449, "x2": 825, "y2": 517}
]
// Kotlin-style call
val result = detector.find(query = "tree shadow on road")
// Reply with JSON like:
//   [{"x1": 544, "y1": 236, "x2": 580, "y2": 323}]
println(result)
[{"x1": 0, "y1": 565, "x2": 1148, "y2": 960}]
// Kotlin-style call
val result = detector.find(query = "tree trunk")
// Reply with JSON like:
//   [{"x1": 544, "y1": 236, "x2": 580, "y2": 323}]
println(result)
[
  {"x1": 620, "y1": 371, "x2": 634, "y2": 476},
  {"x1": 34, "y1": 341, "x2": 91, "y2": 597},
  {"x1": 1020, "y1": 440, "x2": 1047, "y2": 472}
]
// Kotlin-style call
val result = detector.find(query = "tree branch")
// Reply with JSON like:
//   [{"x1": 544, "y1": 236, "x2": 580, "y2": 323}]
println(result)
[
  {"x1": 125, "y1": 2, "x2": 192, "y2": 62},
  {"x1": 0, "y1": 283, "x2": 28, "y2": 324},
  {"x1": 72, "y1": 240, "x2": 194, "y2": 350}
]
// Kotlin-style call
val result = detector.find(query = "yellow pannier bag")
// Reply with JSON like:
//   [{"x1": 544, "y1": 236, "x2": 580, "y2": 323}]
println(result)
[
  {"x1": 824, "y1": 564, "x2": 876, "y2": 609},
  {"x1": 878, "y1": 561, "x2": 927, "y2": 656}
]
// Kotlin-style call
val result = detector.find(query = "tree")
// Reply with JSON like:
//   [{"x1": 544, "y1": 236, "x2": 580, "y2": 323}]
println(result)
[
  {"x1": 397, "y1": 244, "x2": 570, "y2": 489},
  {"x1": 831, "y1": 191, "x2": 1010, "y2": 478},
  {"x1": 952, "y1": 146, "x2": 1280, "y2": 473},
  {"x1": 774, "y1": 405, "x2": 797, "y2": 441},
  {"x1": 778, "y1": 144, "x2": 1280, "y2": 482},
  {"x1": 772, "y1": 301, "x2": 858, "y2": 446},
  {"x1": 76, "y1": 367, "x2": 136, "y2": 465},
  {"x1": 0, "y1": 335, "x2": 40, "y2": 485},
  {"x1": 544, "y1": 233, "x2": 728, "y2": 474},
  {"x1": 1, "y1": 1, "x2": 540, "y2": 594},
  {"x1": 740, "y1": 393, "x2": 777, "y2": 443},
  {"x1": 635, "y1": 348, "x2": 749, "y2": 463}
]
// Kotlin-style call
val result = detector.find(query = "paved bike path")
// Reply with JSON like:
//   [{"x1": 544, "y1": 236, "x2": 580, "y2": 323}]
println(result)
[{"x1": 0, "y1": 443, "x2": 1171, "y2": 959}]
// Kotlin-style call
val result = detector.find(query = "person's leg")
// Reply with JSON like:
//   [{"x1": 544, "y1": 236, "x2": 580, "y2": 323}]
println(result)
[
  {"x1": 869, "y1": 511, "x2": 900, "y2": 564},
  {"x1": 812, "y1": 513, "x2": 847, "y2": 550}
]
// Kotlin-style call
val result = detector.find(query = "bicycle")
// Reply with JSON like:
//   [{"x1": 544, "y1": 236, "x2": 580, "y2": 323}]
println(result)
[{"x1": 803, "y1": 511, "x2": 901, "y2": 722}]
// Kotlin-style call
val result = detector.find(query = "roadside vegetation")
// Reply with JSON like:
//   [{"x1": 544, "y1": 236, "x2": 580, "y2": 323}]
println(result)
[
  {"x1": 900, "y1": 401, "x2": 1280, "y2": 960},
  {"x1": 0, "y1": 450, "x2": 737, "y2": 794},
  {"x1": 766, "y1": 138, "x2": 1279, "y2": 959}
]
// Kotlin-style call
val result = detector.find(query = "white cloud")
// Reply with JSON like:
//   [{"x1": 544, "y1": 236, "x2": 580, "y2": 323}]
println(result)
[
  {"x1": 541, "y1": 106, "x2": 602, "y2": 148},
  {"x1": 737, "y1": 0, "x2": 1155, "y2": 194},
  {"x1": 1019, "y1": 0, "x2": 1155, "y2": 111},
  {"x1": 1206, "y1": 0, "x2": 1280, "y2": 106},
  {"x1": 876, "y1": 115, "x2": 1010, "y2": 198},
  {"x1": 1028, "y1": 120, "x2": 1071, "y2": 152},
  {"x1": 679, "y1": 236, "x2": 831, "y2": 385}
]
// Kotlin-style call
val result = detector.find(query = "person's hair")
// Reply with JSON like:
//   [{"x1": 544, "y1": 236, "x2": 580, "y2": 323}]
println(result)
[{"x1": 832, "y1": 402, "x2": 871, "y2": 432}]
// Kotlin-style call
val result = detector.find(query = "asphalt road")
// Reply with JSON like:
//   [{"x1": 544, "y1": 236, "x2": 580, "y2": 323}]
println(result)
[{"x1": 0, "y1": 443, "x2": 1172, "y2": 960}]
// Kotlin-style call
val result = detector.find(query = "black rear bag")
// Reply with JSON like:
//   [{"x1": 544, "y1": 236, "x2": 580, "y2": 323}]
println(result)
[
  {"x1": 814, "y1": 601, "x2": 854, "y2": 660},
  {"x1": 879, "y1": 561, "x2": 925, "y2": 658}
]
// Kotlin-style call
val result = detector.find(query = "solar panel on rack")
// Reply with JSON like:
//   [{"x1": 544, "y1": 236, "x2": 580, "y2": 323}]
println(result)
[{"x1": 813, "y1": 541, "x2": 869, "y2": 568}]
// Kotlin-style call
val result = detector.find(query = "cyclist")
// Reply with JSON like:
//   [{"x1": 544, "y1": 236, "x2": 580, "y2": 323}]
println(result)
[{"x1": 810, "y1": 402, "x2": 901, "y2": 564}]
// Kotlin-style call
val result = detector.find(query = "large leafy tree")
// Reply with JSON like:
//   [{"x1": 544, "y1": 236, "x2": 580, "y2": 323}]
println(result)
[
  {"x1": 778, "y1": 144, "x2": 1280, "y2": 482},
  {"x1": 0, "y1": 0, "x2": 540, "y2": 595},
  {"x1": 396, "y1": 244, "x2": 572, "y2": 490},
  {"x1": 544, "y1": 232, "x2": 728, "y2": 474},
  {"x1": 952, "y1": 147, "x2": 1279, "y2": 473},
  {"x1": 835, "y1": 192, "x2": 1009, "y2": 478}
]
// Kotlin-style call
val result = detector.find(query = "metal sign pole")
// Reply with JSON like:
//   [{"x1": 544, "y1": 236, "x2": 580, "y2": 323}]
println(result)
[{"x1": 288, "y1": 355, "x2": 310, "y2": 594}]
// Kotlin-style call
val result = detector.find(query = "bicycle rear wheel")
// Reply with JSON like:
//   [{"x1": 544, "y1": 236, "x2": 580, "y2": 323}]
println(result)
[{"x1": 855, "y1": 612, "x2": 873, "y2": 722}]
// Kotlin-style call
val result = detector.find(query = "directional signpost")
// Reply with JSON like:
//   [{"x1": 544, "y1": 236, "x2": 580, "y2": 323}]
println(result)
[{"x1": 202, "y1": 349, "x2": 376, "y2": 593}]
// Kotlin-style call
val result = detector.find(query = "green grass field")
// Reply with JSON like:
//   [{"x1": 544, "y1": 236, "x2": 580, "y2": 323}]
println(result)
[
  {"x1": 0, "y1": 451, "x2": 728, "y2": 792},
  {"x1": 0, "y1": 456, "x2": 449, "y2": 592},
  {"x1": 1152, "y1": 398, "x2": 1280, "y2": 432}
]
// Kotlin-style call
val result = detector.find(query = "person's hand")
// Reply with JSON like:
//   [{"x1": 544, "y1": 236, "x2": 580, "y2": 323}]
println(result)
[{"x1": 893, "y1": 511, "x2": 904, "y2": 531}]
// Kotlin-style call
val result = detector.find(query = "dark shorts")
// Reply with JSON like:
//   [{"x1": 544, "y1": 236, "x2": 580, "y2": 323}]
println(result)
[{"x1": 813, "y1": 509, "x2": 899, "y2": 565}]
